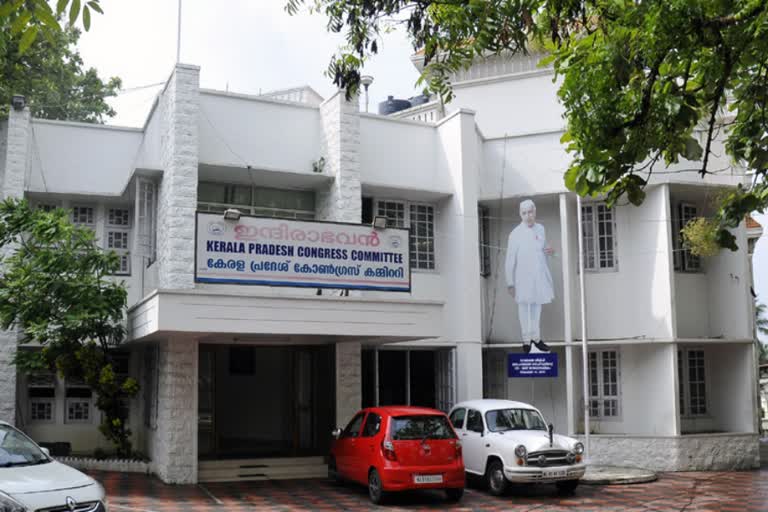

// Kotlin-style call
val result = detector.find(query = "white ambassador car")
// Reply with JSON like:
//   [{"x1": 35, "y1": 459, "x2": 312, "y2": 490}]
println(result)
[
  {"x1": 0, "y1": 421, "x2": 107, "y2": 512},
  {"x1": 448, "y1": 400, "x2": 585, "y2": 495}
]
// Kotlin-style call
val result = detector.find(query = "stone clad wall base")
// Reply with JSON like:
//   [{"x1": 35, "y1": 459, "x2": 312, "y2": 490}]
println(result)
[
  {"x1": 335, "y1": 342, "x2": 361, "y2": 428},
  {"x1": 582, "y1": 434, "x2": 759, "y2": 471},
  {"x1": 0, "y1": 331, "x2": 17, "y2": 424},
  {"x1": 149, "y1": 338, "x2": 197, "y2": 484}
]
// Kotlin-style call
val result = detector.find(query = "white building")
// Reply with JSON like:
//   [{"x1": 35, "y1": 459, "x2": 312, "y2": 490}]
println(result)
[{"x1": 0, "y1": 52, "x2": 760, "y2": 484}]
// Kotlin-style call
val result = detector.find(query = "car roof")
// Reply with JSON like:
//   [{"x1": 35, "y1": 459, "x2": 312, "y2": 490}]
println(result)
[
  {"x1": 451, "y1": 399, "x2": 542, "y2": 414},
  {"x1": 0, "y1": 420, "x2": 9, "y2": 427},
  {"x1": 362, "y1": 406, "x2": 447, "y2": 417}
]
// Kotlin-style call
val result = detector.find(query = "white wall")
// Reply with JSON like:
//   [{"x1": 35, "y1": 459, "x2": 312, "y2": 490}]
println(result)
[
  {"x1": 451, "y1": 72, "x2": 563, "y2": 138},
  {"x1": 572, "y1": 344, "x2": 676, "y2": 435},
  {"x1": 28, "y1": 121, "x2": 143, "y2": 195},
  {"x1": 709, "y1": 344, "x2": 756, "y2": 433},
  {"x1": 582, "y1": 186, "x2": 674, "y2": 340},
  {"x1": 198, "y1": 92, "x2": 321, "y2": 174},
  {"x1": 706, "y1": 224, "x2": 752, "y2": 339},
  {"x1": 480, "y1": 133, "x2": 570, "y2": 200},
  {"x1": 675, "y1": 274, "x2": 710, "y2": 338},
  {"x1": 359, "y1": 115, "x2": 450, "y2": 193}
]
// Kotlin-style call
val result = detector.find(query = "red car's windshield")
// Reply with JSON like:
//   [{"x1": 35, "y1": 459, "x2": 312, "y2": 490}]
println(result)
[{"x1": 391, "y1": 415, "x2": 456, "y2": 440}]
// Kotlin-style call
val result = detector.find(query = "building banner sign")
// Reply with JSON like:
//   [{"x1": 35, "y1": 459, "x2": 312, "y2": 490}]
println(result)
[
  {"x1": 507, "y1": 353, "x2": 558, "y2": 378},
  {"x1": 195, "y1": 212, "x2": 411, "y2": 291}
]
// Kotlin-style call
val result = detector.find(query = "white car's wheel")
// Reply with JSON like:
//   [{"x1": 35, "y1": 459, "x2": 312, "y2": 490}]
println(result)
[{"x1": 485, "y1": 459, "x2": 509, "y2": 496}]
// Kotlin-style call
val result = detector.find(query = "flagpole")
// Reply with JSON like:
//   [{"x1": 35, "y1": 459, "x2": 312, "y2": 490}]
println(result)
[
  {"x1": 176, "y1": 0, "x2": 182, "y2": 63},
  {"x1": 576, "y1": 194, "x2": 590, "y2": 460}
]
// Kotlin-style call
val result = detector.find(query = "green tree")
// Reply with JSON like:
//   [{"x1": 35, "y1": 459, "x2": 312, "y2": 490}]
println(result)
[
  {"x1": 0, "y1": 199, "x2": 138, "y2": 457},
  {"x1": 287, "y1": 0, "x2": 768, "y2": 249},
  {"x1": 0, "y1": 0, "x2": 103, "y2": 53},
  {"x1": 757, "y1": 302, "x2": 768, "y2": 364},
  {"x1": 0, "y1": 20, "x2": 121, "y2": 122}
]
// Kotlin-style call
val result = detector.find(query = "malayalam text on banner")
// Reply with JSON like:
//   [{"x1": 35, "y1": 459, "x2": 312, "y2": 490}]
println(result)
[{"x1": 195, "y1": 212, "x2": 411, "y2": 292}]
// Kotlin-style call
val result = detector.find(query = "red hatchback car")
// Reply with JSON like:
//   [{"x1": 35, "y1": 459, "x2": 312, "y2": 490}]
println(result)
[{"x1": 329, "y1": 406, "x2": 465, "y2": 504}]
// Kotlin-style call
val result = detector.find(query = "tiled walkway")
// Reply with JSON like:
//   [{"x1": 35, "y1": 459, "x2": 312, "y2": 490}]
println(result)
[{"x1": 93, "y1": 467, "x2": 768, "y2": 511}]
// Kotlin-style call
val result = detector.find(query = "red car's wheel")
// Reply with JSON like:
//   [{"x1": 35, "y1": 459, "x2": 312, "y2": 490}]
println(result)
[
  {"x1": 368, "y1": 468, "x2": 386, "y2": 504},
  {"x1": 328, "y1": 456, "x2": 341, "y2": 484}
]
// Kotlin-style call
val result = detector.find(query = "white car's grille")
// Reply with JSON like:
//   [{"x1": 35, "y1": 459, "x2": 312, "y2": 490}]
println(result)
[
  {"x1": 526, "y1": 449, "x2": 574, "y2": 467},
  {"x1": 36, "y1": 501, "x2": 102, "y2": 512}
]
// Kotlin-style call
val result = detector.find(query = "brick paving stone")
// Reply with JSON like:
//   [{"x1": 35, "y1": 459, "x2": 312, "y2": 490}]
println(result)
[{"x1": 88, "y1": 467, "x2": 768, "y2": 512}]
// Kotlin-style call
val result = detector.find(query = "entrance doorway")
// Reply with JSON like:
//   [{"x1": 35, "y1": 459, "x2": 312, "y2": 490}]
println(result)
[
  {"x1": 198, "y1": 344, "x2": 334, "y2": 459},
  {"x1": 361, "y1": 348, "x2": 455, "y2": 412}
]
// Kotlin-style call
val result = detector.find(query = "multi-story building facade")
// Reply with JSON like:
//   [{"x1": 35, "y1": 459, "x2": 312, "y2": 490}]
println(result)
[{"x1": 0, "y1": 53, "x2": 759, "y2": 484}]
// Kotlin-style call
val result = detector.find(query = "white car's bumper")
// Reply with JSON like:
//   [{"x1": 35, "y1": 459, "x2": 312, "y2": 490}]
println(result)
[{"x1": 503, "y1": 463, "x2": 586, "y2": 483}]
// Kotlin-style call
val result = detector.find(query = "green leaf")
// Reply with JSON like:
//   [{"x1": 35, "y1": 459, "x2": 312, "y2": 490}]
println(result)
[
  {"x1": 56, "y1": 0, "x2": 68, "y2": 15},
  {"x1": 87, "y1": 1, "x2": 103, "y2": 14},
  {"x1": 0, "y1": 0, "x2": 21, "y2": 17},
  {"x1": 10, "y1": 12, "x2": 32, "y2": 35},
  {"x1": 682, "y1": 137, "x2": 703, "y2": 161},
  {"x1": 34, "y1": 6, "x2": 60, "y2": 30},
  {"x1": 18, "y1": 26, "x2": 39, "y2": 53},
  {"x1": 82, "y1": 5, "x2": 90, "y2": 31},
  {"x1": 69, "y1": 0, "x2": 80, "y2": 26}
]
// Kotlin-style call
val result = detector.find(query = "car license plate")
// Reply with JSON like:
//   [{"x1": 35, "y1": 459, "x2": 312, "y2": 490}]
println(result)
[
  {"x1": 413, "y1": 474, "x2": 443, "y2": 484},
  {"x1": 543, "y1": 469, "x2": 567, "y2": 479}
]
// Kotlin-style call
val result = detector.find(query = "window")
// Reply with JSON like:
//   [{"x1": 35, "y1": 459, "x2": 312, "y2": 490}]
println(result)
[
  {"x1": 28, "y1": 372, "x2": 55, "y2": 423},
  {"x1": 678, "y1": 349, "x2": 707, "y2": 416},
  {"x1": 376, "y1": 200, "x2": 435, "y2": 270},
  {"x1": 71, "y1": 205, "x2": 95, "y2": 226},
  {"x1": 137, "y1": 178, "x2": 157, "y2": 264},
  {"x1": 65, "y1": 378, "x2": 92, "y2": 424},
  {"x1": 391, "y1": 415, "x2": 455, "y2": 440},
  {"x1": 588, "y1": 349, "x2": 620, "y2": 418},
  {"x1": 342, "y1": 413, "x2": 365, "y2": 438},
  {"x1": 143, "y1": 345, "x2": 159, "y2": 429},
  {"x1": 106, "y1": 208, "x2": 131, "y2": 275},
  {"x1": 478, "y1": 206, "x2": 491, "y2": 276},
  {"x1": 35, "y1": 202, "x2": 59, "y2": 212},
  {"x1": 674, "y1": 203, "x2": 701, "y2": 272},
  {"x1": 198, "y1": 183, "x2": 315, "y2": 220},
  {"x1": 449, "y1": 408, "x2": 466, "y2": 430},
  {"x1": 112, "y1": 352, "x2": 131, "y2": 424},
  {"x1": 361, "y1": 413, "x2": 382, "y2": 437},
  {"x1": 466, "y1": 409, "x2": 484, "y2": 433},
  {"x1": 581, "y1": 203, "x2": 617, "y2": 271}
]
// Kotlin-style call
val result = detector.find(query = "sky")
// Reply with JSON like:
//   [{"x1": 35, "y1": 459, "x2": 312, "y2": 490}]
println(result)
[
  {"x1": 74, "y1": 1, "x2": 768, "y2": 329},
  {"x1": 76, "y1": 0, "x2": 421, "y2": 127}
]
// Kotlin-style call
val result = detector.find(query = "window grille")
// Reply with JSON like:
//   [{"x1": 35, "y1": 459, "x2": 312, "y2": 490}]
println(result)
[
  {"x1": 581, "y1": 203, "x2": 617, "y2": 271},
  {"x1": 376, "y1": 199, "x2": 436, "y2": 270},
  {"x1": 588, "y1": 349, "x2": 620, "y2": 418}
]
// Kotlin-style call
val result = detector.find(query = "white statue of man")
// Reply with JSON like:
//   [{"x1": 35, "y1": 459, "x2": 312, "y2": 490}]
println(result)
[{"x1": 505, "y1": 199, "x2": 554, "y2": 353}]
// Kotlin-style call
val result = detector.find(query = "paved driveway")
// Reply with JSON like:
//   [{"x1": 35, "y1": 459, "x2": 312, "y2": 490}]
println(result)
[{"x1": 93, "y1": 468, "x2": 768, "y2": 511}]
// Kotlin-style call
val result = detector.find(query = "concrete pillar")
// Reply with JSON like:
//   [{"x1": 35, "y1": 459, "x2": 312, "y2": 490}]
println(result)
[
  {"x1": 436, "y1": 110, "x2": 484, "y2": 402},
  {"x1": 0, "y1": 103, "x2": 31, "y2": 425},
  {"x1": 559, "y1": 193, "x2": 576, "y2": 435},
  {"x1": 336, "y1": 342, "x2": 361, "y2": 427},
  {"x1": 149, "y1": 337, "x2": 197, "y2": 484},
  {"x1": 316, "y1": 91, "x2": 361, "y2": 223},
  {"x1": 157, "y1": 64, "x2": 199, "y2": 290}
]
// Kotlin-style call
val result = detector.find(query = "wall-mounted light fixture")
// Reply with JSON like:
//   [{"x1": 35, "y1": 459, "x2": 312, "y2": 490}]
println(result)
[
  {"x1": 11, "y1": 95, "x2": 26, "y2": 111},
  {"x1": 223, "y1": 208, "x2": 242, "y2": 221},
  {"x1": 372, "y1": 215, "x2": 388, "y2": 230}
]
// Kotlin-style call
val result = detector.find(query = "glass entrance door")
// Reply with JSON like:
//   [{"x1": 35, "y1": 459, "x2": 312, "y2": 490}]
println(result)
[
  {"x1": 198, "y1": 344, "x2": 334, "y2": 459},
  {"x1": 198, "y1": 346, "x2": 216, "y2": 457}
]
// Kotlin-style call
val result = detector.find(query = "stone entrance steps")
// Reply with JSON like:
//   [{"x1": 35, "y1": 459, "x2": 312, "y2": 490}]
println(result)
[{"x1": 198, "y1": 456, "x2": 327, "y2": 482}]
